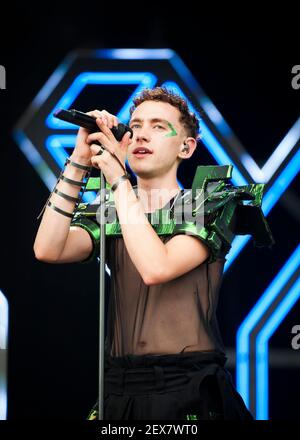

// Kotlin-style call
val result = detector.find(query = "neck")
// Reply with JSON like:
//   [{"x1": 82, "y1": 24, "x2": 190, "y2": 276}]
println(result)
[{"x1": 135, "y1": 171, "x2": 181, "y2": 213}]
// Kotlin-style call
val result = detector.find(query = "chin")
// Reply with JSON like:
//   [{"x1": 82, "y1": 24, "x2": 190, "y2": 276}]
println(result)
[
  {"x1": 128, "y1": 159, "x2": 165, "y2": 179},
  {"x1": 128, "y1": 161, "x2": 149, "y2": 175},
  {"x1": 131, "y1": 166, "x2": 156, "y2": 179},
  {"x1": 134, "y1": 169, "x2": 153, "y2": 179}
]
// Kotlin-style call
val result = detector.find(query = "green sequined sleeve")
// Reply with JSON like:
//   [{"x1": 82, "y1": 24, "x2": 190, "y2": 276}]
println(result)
[
  {"x1": 70, "y1": 177, "x2": 101, "y2": 264},
  {"x1": 70, "y1": 207, "x2": 100, "y2": 264}
]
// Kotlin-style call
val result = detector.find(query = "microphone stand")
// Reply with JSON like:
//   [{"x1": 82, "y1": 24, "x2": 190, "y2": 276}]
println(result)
[
  {"x1": 98, "y1": 168, "x2": 106, "y2": 420},
  {"x1": 96, "y1": 145, "x2": 130, "y2": 420}
]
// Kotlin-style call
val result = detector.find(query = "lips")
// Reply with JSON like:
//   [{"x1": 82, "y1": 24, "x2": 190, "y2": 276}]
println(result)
[{"x1": 133, "y1": 147, "x2": 153, "y2": 154}]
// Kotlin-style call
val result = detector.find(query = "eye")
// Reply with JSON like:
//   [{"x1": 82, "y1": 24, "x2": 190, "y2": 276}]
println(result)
[
  {"x1": 131, "y1": 123, "x2": 141, "y2": 129},
  {"x1": 153, "y1": 124, "x2": 165, "y2": 130}
]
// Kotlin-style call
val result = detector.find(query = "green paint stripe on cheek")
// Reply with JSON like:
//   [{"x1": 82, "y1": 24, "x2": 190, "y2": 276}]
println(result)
[{"x1": 165, "y1": 122, "x2": 177, "y2": 137}]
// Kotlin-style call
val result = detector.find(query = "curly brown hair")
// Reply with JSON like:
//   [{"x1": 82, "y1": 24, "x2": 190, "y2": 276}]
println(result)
[{"x1": 129, "y1": 87, "x2": 200, "y2": 139}]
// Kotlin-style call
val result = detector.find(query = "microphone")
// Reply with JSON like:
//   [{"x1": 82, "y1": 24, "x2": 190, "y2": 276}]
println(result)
[{"x1": 53, "y1": 108, "x2": 133, "y2": 141}]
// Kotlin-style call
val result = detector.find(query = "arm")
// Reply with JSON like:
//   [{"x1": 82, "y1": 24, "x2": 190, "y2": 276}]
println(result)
[
  {"x1": 34, "y1": 109, "x2": 118, "y2": 264},
  {"x1": 113, "y1": 179, "x2": 210, "y2": 285},
  {"x1": 33, "y1": 153, "x2": 93, "y2": 263}
]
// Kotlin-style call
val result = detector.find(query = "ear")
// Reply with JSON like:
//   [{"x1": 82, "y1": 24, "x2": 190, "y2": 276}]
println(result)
[{"x1": 178, "y1": 137, "x2": 197, "y2": 160}]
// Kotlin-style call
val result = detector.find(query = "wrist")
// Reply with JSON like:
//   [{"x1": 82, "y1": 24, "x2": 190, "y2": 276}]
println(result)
[
  {"x1": 63, "y1": 163, "x2": 88, "y2": 181},
  {"x1": 70, "y1": 153, "x2": 91, "y2": 167},
  {"x1": 111, "y1": 173, "x2": 131, "y2": 192}
]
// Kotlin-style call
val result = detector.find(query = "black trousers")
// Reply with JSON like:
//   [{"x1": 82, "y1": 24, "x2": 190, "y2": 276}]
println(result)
[{"x1": 87, "y1": 350, "x2": 253, "y2": 420}]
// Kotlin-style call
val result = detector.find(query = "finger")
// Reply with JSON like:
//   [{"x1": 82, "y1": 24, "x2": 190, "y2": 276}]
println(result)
[
  {"x1": 120, "y1": 131, "x2": 132, "y2": 149},
  {"x1": 88, "y1": 110, "x2": 118, "y2": 129},
  {"x1": 89, "y1": 140, "x2": 114, "y2": 157},
  {"x1": 108, "y1": 118, "x2": 114, "y2": 129},
  {"x1": 90, "y1": 143, "x2": 105, "y2": 155},
  {"x1": 99, "y1": 110, "x2": 116, "y2": 128},
  {"x1": 90, "y1": 156, "x2": 101, "y2": 169},
  {"x1": 86, "y1": 110, "x2": 111, "y2": 129},
  {"x1": 86, "y1": 131, "x2": 107, "y2": 144},
  {"x1": 87, "y1": 110, "x2": 110, "y2": 126},
  {"x1": 86, "y1": 110, "x2": 102, "y2": 119},
  {"x1": 85, "y1": 111, "x2": 105, "y2": 131},
  {"x1": 107, "y1": 115, "x2": 119, "y2": 129},
  {"x1": 77, "y1": 126, "x2": 90, "y2": 137},
  {"x1": 95, "y1": 118, "x2": 115, "y2": 140},
  {"x1": 102, "y1": 115, "x2": 109, "y2": 126}
]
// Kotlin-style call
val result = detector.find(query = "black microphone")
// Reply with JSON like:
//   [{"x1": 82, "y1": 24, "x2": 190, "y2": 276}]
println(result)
[{"x1": 53, "y1": 108, "x2": 133, "y2": 141}]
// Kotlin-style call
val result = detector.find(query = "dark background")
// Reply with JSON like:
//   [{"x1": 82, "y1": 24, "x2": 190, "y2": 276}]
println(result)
[{"x1": 0, "y1": 11, "x2": 299, "y2": 420}]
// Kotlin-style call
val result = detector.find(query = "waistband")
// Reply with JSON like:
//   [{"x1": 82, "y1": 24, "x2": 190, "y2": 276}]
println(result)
[
  {"x1": 104, "y1": 350, "x2": 227, "y2": 395},
  {"x1": 105, "y1": 350, "x2": 227, "y2": 369}
]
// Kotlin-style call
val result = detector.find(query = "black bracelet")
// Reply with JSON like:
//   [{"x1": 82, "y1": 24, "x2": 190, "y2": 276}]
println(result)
[
  {"x1": 60, "y1": 174, "x2": 87, "y2": 187},
  {"x1": 53, "y1": 188, "x2": 80, "y2": 203},
  {"x1": 66, "y1": 157, "x2": 92, "y2": 171},
  {"x1": 111, "y1": 174, "x2": 130, "y2": 192},
  {"x1": 47, "y1": 201, "x2": 74, "y2": 218}
]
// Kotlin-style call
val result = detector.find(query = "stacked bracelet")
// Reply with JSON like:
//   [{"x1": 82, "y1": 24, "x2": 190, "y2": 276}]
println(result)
[
  {"x1": 111, "y1": 173, "x2": 131, "y2": 192},
  {"x1": 47, "y1": 201, "x2": 74, "y2": 218},
  {"x1": 37, "y1": 157, "x2": 92, "y2": 220},
  {"x1": 65, "y1": 157, "x2": 91, "y2": 171},
  {"x1": 53, "y1": 188, "x2": 79, "y2": 203},
  {"x1": 60, "y1": 174, "x2": 88, "y2": 186}
]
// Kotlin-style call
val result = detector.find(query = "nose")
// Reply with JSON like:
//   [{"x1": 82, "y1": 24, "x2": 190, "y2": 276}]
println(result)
[
  {"x1": 135, "y1": 127, "x2": 150, "y2": 143},
  {"x1": 136, "y1": 134, "x2": 149, "y2": 143}
]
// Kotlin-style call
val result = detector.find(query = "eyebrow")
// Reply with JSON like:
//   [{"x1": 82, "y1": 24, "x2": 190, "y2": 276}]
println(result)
[{"x1": 129, "y1": 118, "x2": 170, "y2": 126}]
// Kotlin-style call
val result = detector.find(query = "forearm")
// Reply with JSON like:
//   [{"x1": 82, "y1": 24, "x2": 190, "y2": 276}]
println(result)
[
  {"x1": 33, "y1": 154, "x2": 89, "y2": 261},
  {"x1": 113, "y1": 179, "x2": 168, "y2": 284}
]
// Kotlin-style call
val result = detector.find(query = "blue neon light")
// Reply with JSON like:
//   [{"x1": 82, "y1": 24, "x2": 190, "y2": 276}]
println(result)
[
  {"x1": 95, "y1": 49, "x2": 174, "y2": 60},
  {"x1": 0, "y1": 289, "x2": 8, "y2": 420},
  {"x1": 236, "y1": 245, "x2": 300, "y2": 412},
  {"x1": 46, "y1": 72, "x2": 157, "y2": 129},
  {"x1": 256, "y1": 276, "x2": 300, "y2": 419},
  {"x1": 257, "y1": 117, "x2": 300, "y2": 183},
  {"x1": 240, "y1": 117, "x2": 300, "y2": 183},
  {"x1": 33, "y1": 64, "x2": 71, "y2": 109},
  {"x1": 224, "y1": 235, "x2": 251, "y2": 272},
  {"x1": 262, "y1": 149, "x2": 300, "y2": 215},
  {"x1": 0, "y1": 291, "x2": 8, "y2": 351},
  {"x1": 116, "y1": 75, "x2": 157, "y2": 122},
  {"x1": 13, "y1": 130, "x2": 57, "y2": 191}
]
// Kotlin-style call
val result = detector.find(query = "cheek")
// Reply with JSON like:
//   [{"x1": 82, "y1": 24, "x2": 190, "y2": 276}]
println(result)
[{"x1": 156, "y1": 139, "x2": 178, "y2": 159}]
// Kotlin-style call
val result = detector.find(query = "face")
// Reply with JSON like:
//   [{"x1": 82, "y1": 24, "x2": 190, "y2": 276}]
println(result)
[{"x1": 127, "y1": 100, "x2": 186, "y2": 179}]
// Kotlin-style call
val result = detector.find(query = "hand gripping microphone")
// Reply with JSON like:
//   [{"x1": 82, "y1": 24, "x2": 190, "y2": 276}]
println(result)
[{"x1": 53, "y1": 108, "x2": 133, "y2": 140}]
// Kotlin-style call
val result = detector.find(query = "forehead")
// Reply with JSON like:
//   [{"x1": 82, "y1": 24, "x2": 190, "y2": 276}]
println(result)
[{"x1": 131, "y1": 100, "x2": 181, "y2": 123}]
